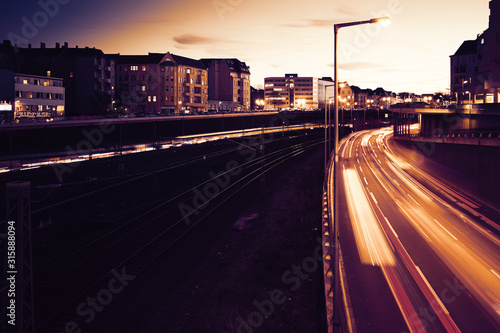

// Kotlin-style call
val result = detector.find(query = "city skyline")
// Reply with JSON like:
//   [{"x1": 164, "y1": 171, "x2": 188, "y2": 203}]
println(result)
[{"x1": 2, "y1": 0, "x2": 490, "y2": 94}]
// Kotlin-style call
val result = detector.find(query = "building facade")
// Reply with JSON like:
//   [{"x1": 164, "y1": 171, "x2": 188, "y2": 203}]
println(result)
[
  {"x1": 451, "y1": 0, "x2": 500, "y2": 104},
  {"x1": 200, "y1": 58, "x2": 251, "y2": 111},
  {"x1": 0, "y1": 70, "x2": 64, "y2": 121},
  {"x1": 450, "y1": 40, "x2": 478, "y2": 103},
  {"x1": 0, "y1": 40, "x2": 115, "y2": 116},
  {"x1": 117, "y1": 52, "x2": 208, "y2": 115},
  {"x1": 264, "y1": 74, "x2": 318, "y2": 110},
  {"x1": 14, "y1": 73, "x2": 65, "y2": 118}
]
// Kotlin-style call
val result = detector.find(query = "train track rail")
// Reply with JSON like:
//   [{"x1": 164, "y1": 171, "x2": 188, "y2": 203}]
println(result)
[{"x1": 34, "y1": 134, "x2": 323, "y2": 332}]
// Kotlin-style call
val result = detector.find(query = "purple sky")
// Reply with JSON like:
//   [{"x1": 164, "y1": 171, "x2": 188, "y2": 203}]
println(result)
[{"x1": 2, "y1": 0, "x2": 490, "y2": 94}]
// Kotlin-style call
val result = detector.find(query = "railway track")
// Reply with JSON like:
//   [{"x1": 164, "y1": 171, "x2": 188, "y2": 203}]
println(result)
[{"x1": 32, "y1": 133, "x2": 323, "y2": 332}]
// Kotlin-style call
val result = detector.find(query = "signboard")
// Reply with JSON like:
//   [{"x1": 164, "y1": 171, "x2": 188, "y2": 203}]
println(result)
[{"x1": 15, "y1": 111, "x2": 53, "y2": 118}]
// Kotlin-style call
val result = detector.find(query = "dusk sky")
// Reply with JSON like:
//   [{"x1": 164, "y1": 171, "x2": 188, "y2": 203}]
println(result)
[{"x1": 1, "y1": 0, "x2": 490, "y2": 94}]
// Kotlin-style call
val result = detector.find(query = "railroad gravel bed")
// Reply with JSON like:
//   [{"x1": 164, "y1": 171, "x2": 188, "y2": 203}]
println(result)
[{"x1": 85, "y1": 147, "x2": 326, "y2": 332}]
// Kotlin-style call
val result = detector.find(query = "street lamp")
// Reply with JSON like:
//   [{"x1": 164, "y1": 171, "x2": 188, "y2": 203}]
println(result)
[
  {"x1": 461, "y1": 80, "x2": 468, "y2": 104},
  {"x1": 466, "y1": 90, "x2": 471, "y2": 130},
  {"x1": 332, "y1": 15, "x2": 390, "y2": 331}
]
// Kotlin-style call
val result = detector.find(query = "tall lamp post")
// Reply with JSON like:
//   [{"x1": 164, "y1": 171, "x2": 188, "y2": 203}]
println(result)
[
  {"x1": 324, "y1": 84, "x2": 336, "y2": 173},
  {"x1": 332, "y1": 16, "x2": 390, "y2": 331}
]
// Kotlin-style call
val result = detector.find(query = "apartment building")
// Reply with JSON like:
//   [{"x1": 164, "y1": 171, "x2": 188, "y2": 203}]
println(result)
[
  {"x1": 200, "y1": 58, "x2": 251, "y2": 111},
  {"x1": 451, "y1": 0, "x2": 500, "y2": 103},
  {"x1": 0, "y1": 70, "x2": 64, "y2": 121},
  {"x1": 0, "y1": 40, "x2": 115, "y2": 116},
  {"x1": 117, "y1": 52, "x2": 208, "y2": 115},
  {"x1": 14, "y1": 72, "x2": 65, "y2": 118},
  {"x1": 264, "y1": 74, "x2": 318, "y2": 110},
  {"x1": 450, "y1": 40, "x2": 477, "y2": 102}
]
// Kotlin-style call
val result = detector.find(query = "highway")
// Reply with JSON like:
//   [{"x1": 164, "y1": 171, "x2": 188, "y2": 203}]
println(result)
[{"x1": 331, "y1": 127, "x2": 500, "y2": 332}]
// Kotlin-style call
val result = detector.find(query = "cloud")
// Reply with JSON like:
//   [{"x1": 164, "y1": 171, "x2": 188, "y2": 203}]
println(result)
[
  {"x1": 282, "y1": 6, "x2": 361, "y2": 28},
  {"x1": 333, "y1": 62, "x2": 398, "y2": 73},
  {"x1": 172, "y1": 34, "x2": 224, "y2": 45}
]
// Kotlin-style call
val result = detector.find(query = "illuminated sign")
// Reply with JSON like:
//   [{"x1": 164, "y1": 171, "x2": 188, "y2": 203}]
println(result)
[
  {"x1": 0, "y1": 104, "x2": 12, "y2": 111},
  {"x1": 15, "y1": 111, "x2": 53, "y2": 118}
]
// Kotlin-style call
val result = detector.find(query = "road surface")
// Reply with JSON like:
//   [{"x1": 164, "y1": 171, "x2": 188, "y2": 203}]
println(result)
[{"x1": 331, "y1": 127, "x2": 500, "y2": 332}]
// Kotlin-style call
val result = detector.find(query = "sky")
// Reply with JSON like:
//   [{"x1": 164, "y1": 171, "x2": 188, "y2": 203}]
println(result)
[{"x1": 1, "y1": 0, "x2": 491, "y2": 94}]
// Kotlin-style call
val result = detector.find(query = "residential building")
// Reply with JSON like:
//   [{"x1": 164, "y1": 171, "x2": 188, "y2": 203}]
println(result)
[
  {"x1": 116, "y1": 52, "x2": 208, "y2": 115},
  {"x1": 350, "y1": 86, "x2": 368, "y2": 108},
  {"x1": 318, "y1": 79, "x2": 355, "y2": 110},
  {"x1": 477, "y1": 0, "x2": 500, "y2": 103},
  {"x1": 250, "y1": 87, "x2": 265, "y2": 110},
  {"x1": 0, "y1": 40, "x2": 115, "y2": 116},
  {"x1": 318, "y1": 77, "x2": 335, "y2": 110},
  {"x1": 450, "y1": 40, "x2": 477, "y2": 102},
  {"x1": 264, "y1": 74, "x2": 318, "y2": 110},
  {"x1": 338, "y1": 82, "x2": 354, "y2": 110},
  {"x1": 451, "y1": 0, "x2": 500, "y2": 103},
  {"x1": 0, "y1": 70, "x2": 64, "y2": 121},
  {"x1": 200, "y1": 58, "x2": 251, "y2": 111}
]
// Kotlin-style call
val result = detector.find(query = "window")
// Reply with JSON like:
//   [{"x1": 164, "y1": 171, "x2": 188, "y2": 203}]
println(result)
[
  {"x1": 130, "y1": 66, "x2": 138, "y2": 71},
  {"x1": 148, "y1": 96, "x2": 152, "y2": 102},
  {"x1": 23, "y1": 79, "x2": 29, "y2": 85},
  {"x1": 153, "y1": 96, "x2": 157, "y2": 102},
  {"x1": 142, "y1": 66, "x2": 146, "y2": 71}
]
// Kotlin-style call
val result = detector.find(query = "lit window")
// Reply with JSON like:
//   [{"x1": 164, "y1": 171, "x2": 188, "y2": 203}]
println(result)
[
  {"x1": 148, "y1": 96, "x2": 152, "y2": 102},
  {"x1": 23, "y1": 79, "x2": 29, "y2": 85},
  {"x1": 130, "y1": 66, "x2": 138, "y2": 71},
  {"x1": 153, "y1": 96, "x2": 156, "y2": 102}
]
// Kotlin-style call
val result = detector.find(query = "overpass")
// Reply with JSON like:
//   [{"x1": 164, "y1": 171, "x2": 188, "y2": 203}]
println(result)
[{"x1": 391, "y1": 103, "x2": 500, "y2": 139}]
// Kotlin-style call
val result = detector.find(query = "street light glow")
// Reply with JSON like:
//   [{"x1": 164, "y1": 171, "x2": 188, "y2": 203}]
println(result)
[{"x1": 370, "y1": 16, "x2": 391, "y2": 26}]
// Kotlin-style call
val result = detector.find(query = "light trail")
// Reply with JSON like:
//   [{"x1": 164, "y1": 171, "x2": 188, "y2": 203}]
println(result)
[{"x1": 342, "y1": 168, "x2": 396, "y2": 267}]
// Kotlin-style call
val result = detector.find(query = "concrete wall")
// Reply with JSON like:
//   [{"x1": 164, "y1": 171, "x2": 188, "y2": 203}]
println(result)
[{"x1": 398, "y1": 137, "x2": 500, "y2": 210}]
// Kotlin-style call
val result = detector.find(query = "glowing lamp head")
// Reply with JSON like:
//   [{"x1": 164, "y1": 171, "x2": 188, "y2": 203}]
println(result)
[{"x1": 370, "y1": 16, "x2": 391, "y2": 26}]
